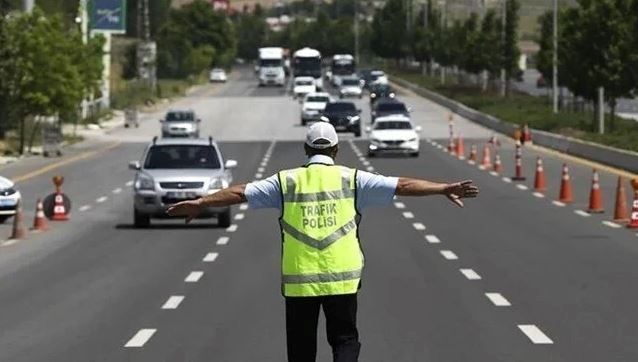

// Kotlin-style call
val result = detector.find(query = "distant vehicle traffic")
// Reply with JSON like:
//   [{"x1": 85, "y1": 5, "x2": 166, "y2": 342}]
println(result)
[
  {"x1": 338, "y1": 76, "x2": 363, "y2": 98},
  {"x1": 369, "y1": 83, "x2": 396, "y2": 104},
  {"x1": 330, "y1": 54, "x2": 356, "y2": 87},
  {"x1": 370, "y1": 70, "x2": 388, "y2": 86},
  {"x1": 301, "y1": 92, "x2": 331, "y2": 125},
  {"x1": 293, "y1": 76, "x2": 317, "y2": 99},
  {"x1": 371, "y1": 98, "x2": 410, "y2": 123},
  {"x1": 320, "y1": 101, "x2": 361, "y2": 137},
  {"x1": 160, "y1": 110, "x2": 201, "y2": 138},
  {"x1": 209, "y1": 68, "x2": 227, "y2": 83},
  {"x1": 366, "y1": 115, "x2": 421, "y2": 157},
  {"x1": 258, "y1": 47, "x2": 286, "y2": 87},
  {"x1": 129, "y1": 137, "x2": 238, "y2": 228},
  {"x1": 293, "y1": 47, "x2": 323, "y2": 90},
  {"x1": 0, "y1": 176, "x2": 21, "y2": 224}
]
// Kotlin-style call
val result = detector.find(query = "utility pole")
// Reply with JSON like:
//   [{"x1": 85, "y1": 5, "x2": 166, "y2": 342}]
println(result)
[
  {"x1": 598, "y1": 87, "x2": 605, "y2": 134},
  {"x1": 500, "y1": 0, "x2": 506, "y2": 97},
  {"x1": 439, "y1": 0, "x2": 446, "y2": 85},
  {"x1": 22, "y1": 0, "x2": 33, "y2": 12},
  {"x1": 552, "y1": 0, "x2": 559, "y2": 113}
]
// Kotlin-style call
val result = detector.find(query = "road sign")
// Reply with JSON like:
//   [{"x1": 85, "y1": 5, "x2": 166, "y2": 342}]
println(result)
[{"x1": 90, "y1": 0, "x2": 127, "y2": 34}]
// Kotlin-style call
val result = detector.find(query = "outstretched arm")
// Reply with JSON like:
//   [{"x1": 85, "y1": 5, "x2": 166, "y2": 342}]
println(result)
[
  {"x1": 166, "y1": 184, "x2": 248, "y2": 223},
  {"x1": 396, "y1": 178, "x2": 478, "y2": 207}
]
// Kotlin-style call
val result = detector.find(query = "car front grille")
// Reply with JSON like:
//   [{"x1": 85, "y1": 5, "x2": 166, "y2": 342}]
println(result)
[
  {"x1": 159, "y1": 182, "x2": 204, "y2": 189},
  {"x1": 383, "y1": 140, "x2": 404, "y2": 146},
  {"x1": 161, "y1": 196, "x2": 199, "y2": 205}
]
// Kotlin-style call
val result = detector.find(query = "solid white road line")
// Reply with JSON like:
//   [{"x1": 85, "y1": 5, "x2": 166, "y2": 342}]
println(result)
[
  {"x1": 518, "y1": 325, "x2": 554, "y2": 344},
  {"x1": 124, "y1": 329, "x2": 157, "y2": 348},
  {"x1": 235, "y1": 213, "x2": 245, "y2": 220},
  {"x1": 425, "y1": 234, "x2": 440, "y2": 244},
  {"x1": 502, "y1": 177, "x2": 512, "y2": 183},
  {"x1": 217, "y1": 236, "x2": 230, "y2": 245},
  {"x1": 602, "y1": 221, "x2": 622, "y2": 229},
  {"x1": 440, "y1": 250, "x2": 458, "y2": 260},
  {"x1": 394, "y1": 202, "x2": 406, "y2": 209},
  {"x1": 203, "y1": 252, "x2": 218, "y2": 262},
  {"x1": 460, "y1": 268, "x2": 482, "y2": 280},
  {"x1": 413, "y1": 223, "x2": 426, "y2": 230},
  {"x1": 485, "y1": 293, "x2": 511, "y2": 306},
  {"x1": 402, "y1": 212, "x2": 414, "y2": 219},
  {"x1": 79, "y1": 205, "x2": 91, "y2": 212},
  {"x1": 185, "y1": 271, "x2": 204, "y2": 283},
  {"x1": 161, "y1": 295, "x2": 185, "y2": 310},
  {"x1": 533, "y1": 192, "x2": 545, "y2": 198},
  {"x1": 226, "y1": 224, "x2": 238, "y2": 232},
  {"x1": 112, "y1": 188, "x2": 122, "y2": 194},
  {"x1": 516, "y1": 184, "x2": 529, "y2": 190},
  {"x1": 574, "y1": 210, "x2": 591, "y2": 217},
  {"x1": 239, "y1": 204, "x2": 248, "y2": 211},
  {"x1": 552, "y1": 201, "x2": 566, "y2": 207},
  {"x1": 126, "y1": 180, "x2": 134, "y2": 187},
  {"x1": 96, "y1": 196, "x2": 108, "y2": 203},
  {"x1": 366, "y1": 166, "x2": 375, "y2": 172}
]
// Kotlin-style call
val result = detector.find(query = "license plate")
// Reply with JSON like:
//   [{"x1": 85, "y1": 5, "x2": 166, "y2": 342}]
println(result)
[
  {"x1": 166, "y1": 192, "x2": 197, "y2": 199},
  {"x1": 0, "y1": 199, "x2": 16, "y2": 207},
  {"x1": 335, "y1": 125, "x2": 347, "y2": 131}
]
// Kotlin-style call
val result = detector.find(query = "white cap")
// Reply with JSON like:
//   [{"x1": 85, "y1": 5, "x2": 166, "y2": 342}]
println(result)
[{"x1": 305, "y1": 122, "x2": 338, "y2": 149}]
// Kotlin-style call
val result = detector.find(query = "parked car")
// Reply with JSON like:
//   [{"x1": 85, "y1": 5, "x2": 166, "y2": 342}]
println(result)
[
  {"x1": 320, "y1": 101, "x2": 361, "y2": 137},
  {"x1": 129, "y1": 137, "x2": 238, "y2": 228},
  {"x1": 209, "y1": 68, "x2": 227, "y2": 83},
  {"x1": 293, "y1": 76, "x2": 317, "y2": 100},
  {"x1": 366, "y1": 115, "x2": 421, "y2": 157},
  {"x1": 338, "y1": 76, "x2": 363, "y2": 98},
  {"x1": 160, "y1": 110, "x2": 201, "y2": 138},
  {"x1": 0, "y1": 176, "x2": 21, "y2": 223},
  {"x1": 371, "y1": 98, "x2": 410, "y2": 123},
  {"x1": 301, "y1": 92, "x2": 331, "y2": 125}
]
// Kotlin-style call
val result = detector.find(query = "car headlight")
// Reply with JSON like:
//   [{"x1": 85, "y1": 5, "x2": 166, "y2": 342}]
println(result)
[
  {"x1": 135, "y1": 173, "x2": 154, "y2": 190},
  {"x1": 320, "y1": 116, "x2": 330, "y2": 122},
  {"x1": 406, "y1": 138, "x2": 418, "y2": 143},
  {"x1": 209, "y1": 178, "x2": 228, "y2": 190},
  {"x1": 390, "y1": 92, "x2": 396, "y2": 98},
  {"x1": 370, "y1": 93, "x2": 376, "y2": 98},
  {"x1": 0, "y1": 188, "x2": 17, "y2": 196},
  {"x1": 347, "y1": 115, "x2": 360, "y2": 123}
]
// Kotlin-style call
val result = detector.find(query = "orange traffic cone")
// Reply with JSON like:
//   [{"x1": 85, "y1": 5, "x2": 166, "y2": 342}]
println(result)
[
  {"x1": 480, "y1": 144, "x2": 491, "y2": 169},
  {"x1": 9, "y1": 202, "x2": 26, "y2": 240},
  {"x1": 52, "y1": 193, "x2": 69, "y2": 221},
  {"x1": 587, "y1": 169, "x2": 604, "y2": 213},
  {"x1": 447, "y1": 137, "x2": 456, "y2": 155},
  {"x1": 533, "y1": 157, "x2": 546, "y2": 192},
  {"x1": 629, "y1": 179, "x2": 638, "y2": 229},
  {"x1": 522, "y1": 124, "x2": 532, "y2": 144},
  {"x1": 613, "y1": 176, "x2": 629, "y2": 223},
  {"x1": 32, "y1": 199, "x2": 48, "y2": 231},
  {"x1": 493, "y1": 153, "x2": 503, "y2": 173},
  {"x1": 558, "y1": 163, "x2": 573, "y2": 204},
  {"x1": 468, "y1": 145, "x2": 477, "y2": 163},
  {"x1": 456, "y1": 135, "x2": 465, "y2": 159},
  {"x1": 512, "y1": 141, "x2": 526, "y2": 181}
]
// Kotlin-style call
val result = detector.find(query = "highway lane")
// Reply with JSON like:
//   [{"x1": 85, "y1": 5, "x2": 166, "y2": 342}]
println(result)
[{"x1": 0, "y1": 67, "x2": 637, "y2": 361}]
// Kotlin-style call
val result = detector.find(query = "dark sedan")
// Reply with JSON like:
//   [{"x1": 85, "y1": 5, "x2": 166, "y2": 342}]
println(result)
[
  {"x1": 371, "y1": 98, "x2": 410, "y2": 123},
  {"x1": 320, "y1": 101, "x2": 362, "y2": 137},
  {"x1": 369, "y1": 84, "x2": 396, "y2": 105}
]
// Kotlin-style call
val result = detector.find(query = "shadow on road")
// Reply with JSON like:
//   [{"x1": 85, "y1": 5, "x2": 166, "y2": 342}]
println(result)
[{"x1": 115, "y1": 223, "x2": 222, "y2": 230}]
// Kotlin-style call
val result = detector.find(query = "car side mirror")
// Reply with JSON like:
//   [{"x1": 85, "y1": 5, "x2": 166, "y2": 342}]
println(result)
[
  {"x1": 197, "y1": 119, "x2": 202, "y2": 123},
  {"x1": 415, "y1": 126, "x2": 422, "y2": 133},
  {"x1": 129, "y1": 161, "x2": 141, "y2": 170},
  {"x1": 225, "y1": 159, "x2": 238, "y2": 169},
  {"x1": 407, "y1": 107, "x2": 413, "y2": 112},
  {"x1": 365, "y1": 127, "x2": 371, "y2": 133}
]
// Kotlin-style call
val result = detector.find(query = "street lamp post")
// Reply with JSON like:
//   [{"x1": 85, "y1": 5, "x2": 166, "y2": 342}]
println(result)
[
  {"x1": 552, "y1": 0, "x2": 559, "y2": 113},
  {"x1": 22, "y1": 0, "x2": 33, "y2": 12}
]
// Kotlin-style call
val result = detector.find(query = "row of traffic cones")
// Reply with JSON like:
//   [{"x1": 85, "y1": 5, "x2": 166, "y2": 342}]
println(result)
[{"x1": 9, "y1": 199, "x2": 49, "y2": 240}]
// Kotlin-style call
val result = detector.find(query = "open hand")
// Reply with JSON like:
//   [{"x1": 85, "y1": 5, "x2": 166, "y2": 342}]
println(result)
[
  {"x1": 166, "y1": 199, "x2": 202, "y2": 223},
  {"x1": 443, "y1": 180, "x2": 479, "y2": 208}
]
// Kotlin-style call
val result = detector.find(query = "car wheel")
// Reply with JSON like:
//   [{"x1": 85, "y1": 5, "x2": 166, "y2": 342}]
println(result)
[
  {"x1": 367, "y1": 151, "x2": 375, "y2": 158},
  {"x1": 0, "y1": 216, "x2": 9, "y2": 224},
  {"x1": 354, "y1": 128, "x2": 361, "y2": 137},
  {"x1": 134, "y1": 208, "x2": 151, "y2": 228},
  {"x1": 218, "y1": 208, "x2": 231, "y2": 228},
  {"x1": 410, "y1": 152, "x2": 420, "y2": 158},
  {"x1": 301, "y1": 119, "x2": 307, "y2": 126}
]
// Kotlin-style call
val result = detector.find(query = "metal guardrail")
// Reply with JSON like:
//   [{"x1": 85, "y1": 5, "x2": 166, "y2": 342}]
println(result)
[{"x1": 391, "y1": 76, "x2": 638, "y2": 174}]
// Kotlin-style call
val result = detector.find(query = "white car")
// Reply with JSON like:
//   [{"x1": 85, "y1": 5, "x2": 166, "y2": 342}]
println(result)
[
  {"x1": 339, "y1": 77, "x2": 363, "y2": 98},
  {"x1": 301, "y1": 92, "x2": 331, "y2": 125},
  {"x1": 366, "y1": 115, "x2": 421, "y2": 157},
  {"x1": 209, "y1": 68, "x2": 227, "y2": 83},
  {"x1": 293, "y1": 77, "x2": 317, "y2": 100},
  {"x1": 0, "y1": 176, "x2": 22, "y2": 223},
  {"x1": 370, "y1": 70, "x2": 389, "y2": 85}
]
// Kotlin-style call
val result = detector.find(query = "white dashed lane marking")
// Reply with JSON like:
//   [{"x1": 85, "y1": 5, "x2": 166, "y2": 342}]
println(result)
[
  {"x1": 489, "y1": 171, "x2": 499, "y2": 177},
  {"x1": 226, "y1": 224, "x2": 238, "y2": 232},
  {"x1": 239, "y1": 204, "x2": 248, "y2": 211},
  {"x1": 412, "y1": 223, "x2": 426, "y2": 230},
  {"x1": 394, "y1": 202, "x2": 406, "y2": 209},
  {"x1": 533, "y1": 192, "x2": 545, "y2": 198},
  {"x1": 255, "y1": 173, "x2": 263, "y2": 179},
  {"x1": 574, "y1": 210, "x2": 591, "y2": 217},
  {"x1": 425, "y1": 234, "x2": 440, "y2": 243},
  {"x1": 161, "y1": 296, "x2": 185, "y2": 310},
  {"x1": 96, "y1": 196, "x2": 108, "y2": 203},
  {"x1": 366, "y1": 166, "x2": 375, "y2": 172},
  {"x1": 112, "y1": 188, "x2": 122, "y2": 194},
  {"x1": 460, "y1": 268, "x2": 482, "y2": 280},
  {"x1": 516, "y1": 184, "x2": 529, "y2": 190},
  {"x1": 602, "y1": 221, "x2": 622, "y2": 229},
  {"x1": 518, "y1": 325, "x2": 554, "y2": 344},
  {"x1": 124, "y1": 329, "x2": 157, "y2": 348},
  {"x1": 257, "y1": 167, "x2": 265, "y2": 173},
  {"x1": 402, "y1": 212, "x2": 414, "y2": 219},
  {"x1": 235, "y1": 213, "x2": 245, "y2": 220},
  {"x1": 362, "y1": 161, "x2": 370, "y2": 166},
  {"x1": 502, "y1": 177, "x2": 512, "y2": 183},
  {"x1": 203, "y1": 252, "x2": 218, "y2": 262},
  {"x1": 552, "y1": 201, "x2": 566, "y2": 207},
  {"x1": 184, "y1": 271, "x2": 204, "y2": 283},
  {"x1": 79, "y1": 205, "x2": 91, "y2": 212},
  {"x1": 126, "y1": 180, "x2": 134, "y2": 187},
  {"x1": 217, "y1": 236, "x2": 230, "y2": 245},
  {"x1": 485, "y1": 293, "x2": 511, "y2": 306},
  {"x1": 440, "y1": 250, "x2": 458, "y2": 260}
]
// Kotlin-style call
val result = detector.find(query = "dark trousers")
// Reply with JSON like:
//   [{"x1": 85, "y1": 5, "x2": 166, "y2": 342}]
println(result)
[{"x1": 285, "y1": 293, "x2": 361, "y2": 362}]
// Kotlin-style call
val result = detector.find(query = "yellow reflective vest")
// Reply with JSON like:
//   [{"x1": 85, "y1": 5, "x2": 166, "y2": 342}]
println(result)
[{"x1": 278, "y1": 164, "x2": 363, "y2": 297}]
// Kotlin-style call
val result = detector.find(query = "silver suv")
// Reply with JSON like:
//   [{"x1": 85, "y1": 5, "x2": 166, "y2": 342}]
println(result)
[
  {"x1": 129, "y1": 137, "x2": 238, "y2": 228},
  {"x1": 160, "y1": 110, "x2": 201, "y2": 138}
]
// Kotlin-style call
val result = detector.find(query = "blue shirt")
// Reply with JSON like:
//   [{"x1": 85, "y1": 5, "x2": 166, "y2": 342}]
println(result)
[{"x1": 245, "y1": 155, "x2": 398, "y2": 210}]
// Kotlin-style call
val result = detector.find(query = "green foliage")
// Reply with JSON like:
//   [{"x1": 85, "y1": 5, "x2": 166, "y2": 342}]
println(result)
[
  {"x1": 371, "y1": 0, "x2": 407, "y2": 60},
  {"x1": 535, "y1": 11, "x2": 553, "y2": 84},
  {"x1": 235, "y1": 12, "x2": 268, "y2": 60},
  {"x1": 503, "y1": 0, "x2": 521, "y2": 93}
]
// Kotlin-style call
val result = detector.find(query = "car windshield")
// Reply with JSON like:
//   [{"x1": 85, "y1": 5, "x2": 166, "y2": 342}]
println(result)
[
  {"x1": 166, "y1": 112, "x2": 195, "y2": 122},
  {"x1": 342, "y1": 79, "x2": 360, "y2": 86},
  {"x1": 372, "y1": 84, "x2": 391, "y2": 93},
  {"x1": 296, "y1": 80, "x2": 313, "y2": 86},
  {"x1": 325, "y1": 103, "x2": 356, "y2": 112},
  {"x1": 144, "y1": 145, "x2": 221, "y2": 169},
  {"x1": 293, "y1": 57, "x2": 322, "y2": 78},
  {"x1": 376, "y1": 103, "x2": 407, "y2": 112},
  {"x1": 212, "y1": 69, "x2": 224, "y2": 73},
  {"x1": 307, "y1": 96, "x2": 329, "y2": 103},
  {"x1": 374, "y1": 121, "x2": 412, "y2": 130},
  {"x1": 260, "y1": 58, "x2": 282, "y2": 67}
]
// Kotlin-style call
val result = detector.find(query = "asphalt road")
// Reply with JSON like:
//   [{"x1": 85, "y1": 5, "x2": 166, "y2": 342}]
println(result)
[{"x1": 0, "y1": 67, "x2": 637, "y2": 361}]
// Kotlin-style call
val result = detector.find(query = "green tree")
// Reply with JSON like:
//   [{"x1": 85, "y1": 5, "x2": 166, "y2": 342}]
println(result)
[
  {"x1": 371, "y1": 0, "x2": 407, "y2": 62},
  {"x1": 235, "y1": 13, "x2": 268, "y2": 60},
  {"x1": 536, "y1": 11, "x2": 554, "y2": 85},
  {"x1": 502, "y1": 0, "x2": 521, "y2": 95}
]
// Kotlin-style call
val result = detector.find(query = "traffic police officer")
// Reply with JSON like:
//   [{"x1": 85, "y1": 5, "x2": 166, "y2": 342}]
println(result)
[{"x1": 168, "y1": 122, "x2": 478, "y2": 362}]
